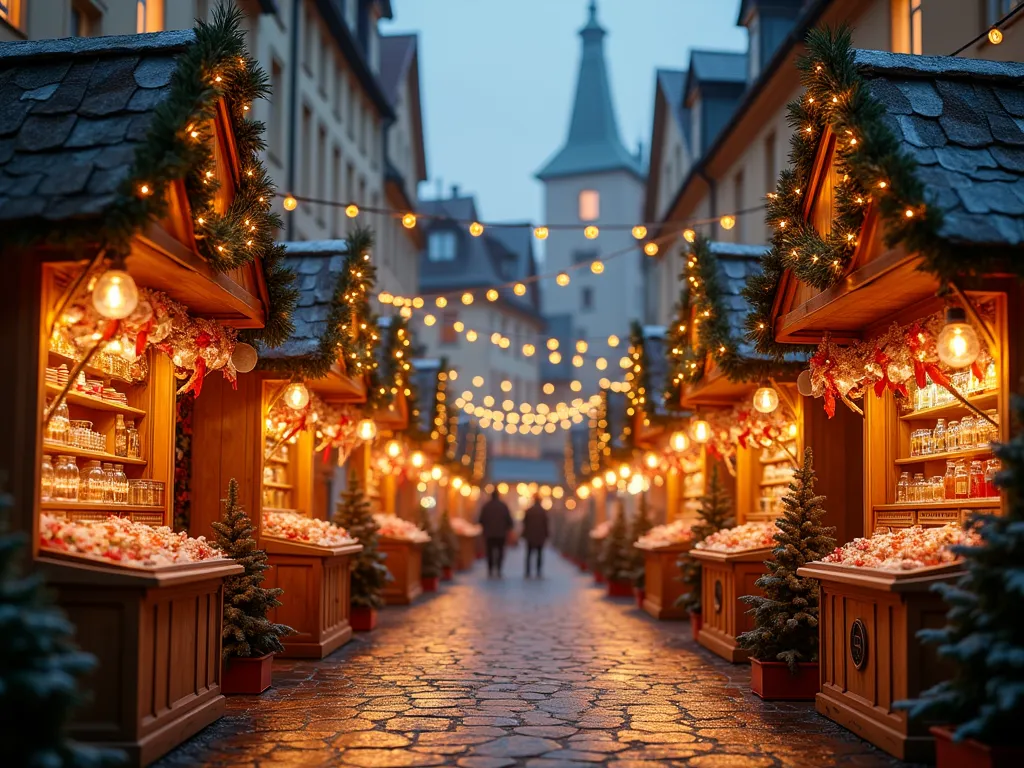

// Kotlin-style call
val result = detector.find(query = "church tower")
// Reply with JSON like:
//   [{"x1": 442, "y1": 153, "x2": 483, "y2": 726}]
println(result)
[{"x1": 537, "y1": 0, "x2": 646, "y2": 396}]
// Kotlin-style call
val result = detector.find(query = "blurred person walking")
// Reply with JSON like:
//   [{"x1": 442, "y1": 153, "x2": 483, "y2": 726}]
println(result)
[
  {"x1": 522, "y1": 495, "x2": 549, "y2": 578},
  {"x1": 478, "y1": 489, "x2": 513, "y2": 577}
]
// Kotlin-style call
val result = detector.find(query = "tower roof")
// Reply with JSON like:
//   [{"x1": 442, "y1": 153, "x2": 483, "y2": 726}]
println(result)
[{"x1": 536, "y1": 1, "x2": 643, "y2": 181}]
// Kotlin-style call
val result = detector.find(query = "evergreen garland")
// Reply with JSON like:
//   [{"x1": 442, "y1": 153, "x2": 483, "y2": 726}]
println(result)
[
  {"x1": 663, "y1": 281, "x2": 693, "y2": 412},
  {"x1": 377, "y1": 316, "x2": 424, "y2": 434},
  {"x1": 745, "y1": 24, "x2": 949, "y2": 359},
  {"x1": 626, "y1": 321, "x2": 656, "y2": 433},
  {"x1": 677, "y1": 466, "x2": 735, "y2": 613},
  {"x1": 628, "y1": 493, "x2": 654, "y2": 587},
  {"x1": 212, "y1": 479, "x2": 292, "y2": 659},
  {"x1": 899, "y1": 396, "x2": 1024, "y2": 745},
  {"x1": 417, "y1": 508, "x2": 443, "y2": 580},
  {"x1": 0, "y1": 489, "x2": 124, "y2": 767},
  {"x1": 333, "y1": 471, "x2": 390, "y2": 608},
  {"x1": 436, "y1": 510, "x2": 458, "y2": 571},
  {"x1": 738, "y1": 448, "x2": 836, "y2": 670},
  {"x1": 603, "y1": 506, "x2": 634, "y2": 583}
]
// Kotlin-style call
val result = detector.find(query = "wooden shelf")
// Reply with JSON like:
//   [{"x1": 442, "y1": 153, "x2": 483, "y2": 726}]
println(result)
[
  {"x1": 899, "y1": 390, "x2": 998, "y2": 421},
  {"x1": 874, "y1": 499, "x2": 1000, "y2": 512},
  {"x1": 42, "y1": 441, "x2": 147, "y2": 465},
  {"x1": 41, "y1": 502, "x2": 164, "y2": 513},
  {"x1": 265, "y1": 454, "x2": 290, "y2": 465},
  {"x1": 760, "y1": 455, "x2": 793, "y2": 465},
  {"x1": 760, "y1": 477, "x2": 794, "y2": 487},
  {"x1": 263, "y1": 481, "x2": 292, "y2": 490},
  {"x1": 45, "y1": 383, "x2": 146, "y2": 417},
  {"x1": 895, "y1": 445, "x2": 993, "y2": 465},
  {"x1": 48, "y1": 349, "x2": 136, "y2": 385},
  {"x1": 263, "y1": 507, "x2": 300, "y2": 514}
]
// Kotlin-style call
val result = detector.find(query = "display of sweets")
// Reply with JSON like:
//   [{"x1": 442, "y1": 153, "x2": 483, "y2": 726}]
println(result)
[
  {"x1": 695, "y1": 521, "x2": 776, "y2": 553},
  {"x1": 821, "y1": 523, "x2": 979, "y2": 571},
  {"x1": 589, "y1": 519, "x2": 612, "y2": 540},
  {"x1": 896, "y1": 457, "x2": 1000, "y2": 504},
  {"x1": 634, "y1": 519, "x2": 696, "y2": 550},
  {"x1": 39, "y1": 513, "x2": 222, "y2": 567},
  {"x1": 262, "y1": 509, "x2": 357, "y2": 547},
  {"x1": 373, "y1": 513, "x2": 431, "y2": 542},
  {"x1": 449, "y1": 517, "x2": 483, "y2": 537},
  {"x1": 909, "y1": 411, "x2": 998, "y2": 457}
]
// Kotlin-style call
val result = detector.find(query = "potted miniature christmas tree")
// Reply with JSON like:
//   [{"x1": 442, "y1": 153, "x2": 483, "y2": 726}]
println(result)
[
  {"x1": 899, "y1": 397, "x2": 1024, "y2": 768},
  {"x1": 629, "y1": 493, "x2": 654, "y2": 608},
  {"x1": 678, "y1": 466, "x2": 734, "y2": 641},
  {"x1": 334, "y1": 471, "x2": 390, "y2": 631},
  {"x1": 738, "y1": 448, "x2": 835, "y2": 700},
  {"x1": 0, "y1": 489, "x2": 125, "y2": 766},
  {"x1": 437, "y1": 509, "x2": 457, "y2": 581},
  {"x1": 213, "y1": 479, "x2": 293, "y2": 695},
  {"x1": 418, "y1": 507, "x2": 442, "y2": 592},
  {"x1": 603, "y1": 506, "x2": 635, "y2": 597}
]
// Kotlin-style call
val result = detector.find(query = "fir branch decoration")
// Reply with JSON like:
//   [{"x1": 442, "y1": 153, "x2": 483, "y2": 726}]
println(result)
[
  {"x1": 333, "y1": 471, "x2": 391, "y2": 609},
  {"x1": 738, "y1": 448, "x2": 836, "y2": 671},
  {"x1": 677, "y1": 466, "x2": 735, "y2": 614},
  {"x1": 663, "y1": 282, "x2": 694, "y2": 412},
  {"x1": 212, "y1": 479, "x2": 293, "y2": 659}
]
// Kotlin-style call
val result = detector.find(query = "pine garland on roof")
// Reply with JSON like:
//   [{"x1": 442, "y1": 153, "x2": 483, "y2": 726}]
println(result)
[{"x1": 663, "y1": 282, "x2": 693, "y2": 412}]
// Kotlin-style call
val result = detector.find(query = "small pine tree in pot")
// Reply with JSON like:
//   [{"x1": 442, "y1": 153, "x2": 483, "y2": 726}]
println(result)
[
  {"x1": 603, "y1": 506, "x2": 635, "y2": 597},
  {"x1": 677, "y1": 466, "x2": 734, "y2": 635},
  {"x1": 738, "y1": 448, "x2": 835, "y2": 700},
  {"x1": 418, "y1": 507, "x2": 442, "y2": 591},
  {"x1": 437, "y1": 510, "x2": 458, "y2": 579},
  {"x1": 0, "y1": 489, "x2": 125, "y2": 766},
  {"x1": 213, "y1": 479, "x2": 293, "y2": 695},
  {"x1": 897, "y1": 397, "x2": 1024, "y2": 767},
  {"x1": 334, "y1": 471, "x2": 390, "y2": 630}
]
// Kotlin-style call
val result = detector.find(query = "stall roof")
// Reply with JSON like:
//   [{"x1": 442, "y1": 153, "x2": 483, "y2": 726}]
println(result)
[
  {"x1": 708, "y1": 242, "x2": 769, "y2": 360},
  {"x1": 856, "y1": 50, "x2": 1024, "y2": 247}
]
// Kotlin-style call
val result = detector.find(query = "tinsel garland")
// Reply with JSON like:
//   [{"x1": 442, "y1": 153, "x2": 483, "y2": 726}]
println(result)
[{"x1": 745, "y1": 25, "x2": 945, "y2": 359}]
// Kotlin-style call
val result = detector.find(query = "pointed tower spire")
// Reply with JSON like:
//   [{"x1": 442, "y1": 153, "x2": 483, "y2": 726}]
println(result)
[{"x1": 537, "y1": 1, "x2": 643, "y2": 181}]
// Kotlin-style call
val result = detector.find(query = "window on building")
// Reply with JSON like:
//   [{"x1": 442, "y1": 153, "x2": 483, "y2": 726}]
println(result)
[
  {"x1": 70, "y1": 0, "x2": 99, "y2": 35},
  {"x1": 346, "y1": 162, "x2": 355, "y2": 210},
  {"x1": 733, "y1": 170, "x2": 745, "y2": 242},
  {"x1": 302, "y1": 2, "x2": 314, "y2": 71},
  {"x1": 891, "y1": 0, "x2": 923, "y2": 55},
  {"x1": 990, "y1": 0, "x2": 1024, "y2": 23},
  {"x1": 334, "y1": 59, "x2": 344, "y2": 119},
  {"x1": 347, "y1": 82, "x2": 356, "y2": 140},
  {"x1": 581, "y1": 287, "x2": 594, "y2": 312},
  {"x1": 764, "y1": 131, "x2": 776, "y2": 193},
  {"x1": 316, "y1": 124, "x2": 327, "y2": 225},
  {"x1": 578, "y1": 190, "x2": 600, "y2": 221},
  {"x1": 136, "y1": 0, "x2": 163, "y2": 33},
  {"x1": 301, "y1": 105, "x2": 312, "y2": 196},
  {"x1": 331, "y1": 146, "x2": 343, "y2": 238},
  {"x1": 428, "y1": 231, "x2": 457, "y2": 262},
  {"x1": 572, "y1": 249, "x2": 598, "y2": 264},
  {"x1": 440, "y1": 311, "x2": 459, "y2": 345},
  {"x1": 269, "y1": 59, "x2": 284, "y2": 162},
  {"x1": 0, "y1": 0, "x2": 24, "y2": 30}
]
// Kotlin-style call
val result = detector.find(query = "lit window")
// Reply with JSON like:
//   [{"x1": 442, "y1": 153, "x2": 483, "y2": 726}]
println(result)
[
  {"x1": 428, "y1": 231, "x2": 457, "y2": 262},
  {"x1": 910, "y1": 0, "x2": 922, "y2": 55},
  {"x1": 136, "y1": 0, "x2": 164, "y2": 33},
  {"x1": 0, "y1": 0, "x2": 24, "y2": 30},
  {"x1": 578, "y1": 190, "x2": 600, "y2": 221},
  {"x1": 440, "y1": 311, "x2": 459, "y2": 345}
]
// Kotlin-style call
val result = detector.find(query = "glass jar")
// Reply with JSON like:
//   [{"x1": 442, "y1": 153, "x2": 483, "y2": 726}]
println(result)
[
  {"x1": 114, "y1": 414, "x2": 127, "y2": 457},
  {"x1": 954, "y1": 460, "x2": 970, "y2": 499},
  {"x1": 984, "y1": 361, "x2": 997, "y2": 390},
  {"x1": 41, "y1": 455, "x2": 54, "y2": 501},
  {"x1": 125, "y1": 419, "x2": 140, "y2": 459},
  {"x1": 897, "y1": 471, "x2": 910, "y2": 503},
  {"x1": 944, "y1": 460, "x2": 956, "y2": 501},
  {"x1": 113, "y1": 464, "x2": 128, "y2": 504},
  {"x1": 933, "y1": 419, "x2": 947, "y2": 454},
  {"x1": 984, "y1": 459, "x2": 1000, "y2": 498},
  {"x1": 58, "y1": 455, "x2": 79, "y2": 501},
  {"x1": 960, "y1": 416, "x2": 976, "y2": 448},
  {"x1": 69, "y1": 420, "x2": 92, "y2": 449},
  {"x1": 263, "y1": 465, "x2": 274, "y2": 483},
  {"x1": 982, "y1": 410, "x2": 999, "y2": 446},
  {"x1": 82, "y1": 461, "x2": 106, "y2": 503},
  {"x1": 946, "y1": 421, "x2": 960, "y2": 452},
  {"x1": 46, "y1": 400, "x2": 71, "y2": 444},
  {"x1": 969, "y1": 460, "x2": 985, "y2": 498},
  {"x1": 929, "y1": 476, "x2": 944, "y2": 502},
  {"x1": 101, "y1": 463, "x2": 115, "y2": 503},
  {"x1": 921, "y1": 428, "x2": 934, "y2": 456}
]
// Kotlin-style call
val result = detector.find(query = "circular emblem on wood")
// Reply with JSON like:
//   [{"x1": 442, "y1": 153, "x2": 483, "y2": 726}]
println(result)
[
  {"x1": 713, "y1": 579, "x2": 723, "y2": 613},
  {"x1": 850, "y1": 619, "x2": 868, "y2": 670}
]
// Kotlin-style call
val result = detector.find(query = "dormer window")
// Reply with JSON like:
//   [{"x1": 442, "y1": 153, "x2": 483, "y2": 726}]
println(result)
[
  {"x1": 428, "y1": 231, "x2": 457, "y2": 262},
  {"x1": 579, "y1": 190, "x2": 600, "y2": 221}
]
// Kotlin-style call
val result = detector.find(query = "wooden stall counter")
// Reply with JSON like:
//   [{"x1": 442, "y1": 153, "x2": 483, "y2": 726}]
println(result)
[
  {"x1": 690, "y1": 547, "x2": 772, "y2": 662},
  {"x1": 379, "y1": 537, "x2": 424, "y2": 605},
  {"x1": 455, "y1": 533, "x2": 478, "y2": 572},
  {"x1": 262, "y1": 538, "x2": 363, "y2": 659},
  {"x1": 798, "y1": 561, "x2": 963, "y2": 762},
  {"x1": 39, "y1": 556, "x2": 243, "y2": 768},
  {"x1": 637, "y1": 543, "x2": 692, "y2": 620}
]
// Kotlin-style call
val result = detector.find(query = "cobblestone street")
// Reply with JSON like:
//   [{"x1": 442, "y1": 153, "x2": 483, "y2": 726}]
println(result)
[{"x1": 157, "y1": 552, "x2": 915, "y2": 768}]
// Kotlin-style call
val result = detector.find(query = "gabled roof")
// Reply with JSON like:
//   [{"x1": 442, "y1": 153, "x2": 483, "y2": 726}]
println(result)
[
  {"x1": 707, "y1": 243, "x2": 769, "y2": 359},
  {"x1": 644, "y1": 68, "x2": 690, "y2": 222},
  {"x1": 856, "y1": 49, "x2": 1024, "y2": 247},
  {"x1": 0, "y1": 30, "x2": 192, "y2": 223},
  {"x1": 685, "y1": 49, "x2": 747, "y2": 102},
  {"x1": 536, "y1": 1, "x2": 643, "y2": 181},
  {"x1": 380, "y1": 33, "x2": 427, "y2": 184}
]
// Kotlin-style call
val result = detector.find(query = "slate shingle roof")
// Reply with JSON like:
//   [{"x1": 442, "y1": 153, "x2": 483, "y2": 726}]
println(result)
[
  {"x1": 261, "y1": 240, "x2": 347, "y2": 361},
  {"x1": 707, "y1": 242, "x2": 770, "y2": 359},
  {"x1": 0, "y1": 30, "x2": 193, "y2": 224},
  {"x1": 855, "y1": 49, "x2": 1024, "y2": 247}
]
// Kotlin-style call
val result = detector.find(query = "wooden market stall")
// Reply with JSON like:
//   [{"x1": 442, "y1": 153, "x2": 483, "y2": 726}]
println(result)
[
  {"x1": 190, "y1": 239, "x2": 376, "y2": 659},
  {"x1": 0, "y1": 20, "x2": 297, "y2": 765},
  {"x1": 754, "y1": 40, "x2": 1024, "y2": 761}
]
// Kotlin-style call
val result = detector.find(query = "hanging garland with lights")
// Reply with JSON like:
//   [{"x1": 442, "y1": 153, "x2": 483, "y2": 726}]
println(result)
[
  {"x1": 746, "y1": 24, "x2": 958, "y2": 358},
  {"x1": 663, "y1": 281, "x2": 693, "y2": 412},
  {"x1": 378, "y1": 316, "x2": 427, "y2": 440}
]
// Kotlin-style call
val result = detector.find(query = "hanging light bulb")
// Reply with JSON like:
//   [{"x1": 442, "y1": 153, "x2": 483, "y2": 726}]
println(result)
[
  {"x1": 753, "y1": 384, "x2": 780, "y2": 414},
  {"x1": 513, "y1": 282, "x2": 527, "y2": 296},
  {"x1": 385, "y1": 439, "x2": 402, "y2": 458},
  {"x1": 584, "y1": 225, "x2": 599, "y2": 239},
  {"x1": 556, "y1": 272, "x2": 570, "y2": 286},
  {"x1": 632, "y1": 225, "x2": 647, "y2": 240},
  {"x1": 604, "y1": 469, "x2": 617, "y2": 485},
  {"x1": 691, "y1": 419, "x2": 711, "y2": 444},
  {"x1": 577, "y1": 485, "x2": 591, "y2": 499},
  {"x1": 92, "y1": 267, "x2": 139, "y2": 319},
  {"x1": 452, "y1": 476, "x2": 464, "y2": 490},
  {"x1": 283, "y1": 382, "x2": 310, "y2": 410},
  {"x1": 644, "y1": 242, "x2": 659, "y2": 256},
  {"x1": 645, "y1": 452, "x2": 658, "y2": 469},
  {"x1": 486, "y1": 289, "x2": 499, "y2": 301},
  {"x1": 619, "y1": 463, "x2": 631, "y2": 479},
  {"x1": 430, "y1": 466, "x2": 442, "y2": 481},
  {"x1": 936, "y1": 307, "x2": 981, "y2": 368},
  {"x1": 402, "y1": 213, "x2": 417, "y2": 229},
  {"x1": 411, "y1": 451, "x2": 425, "y2": 468},
  {"x1": 670, "y1": 431, "x2": 689, "y2": 453},
  {"x1": 590, "y1": 260, "x2": 604, "y2": 274},
  {"x1": 989, "y1": 27, "x2": 1003, "y2": 45},
  {"x1": 683, "y1": 228, "x2": 696, "y2": 243},
  {"x1": 470, "y1": 221, "x2": 484, "y2": 236},
  {"x1": 283, "y1": 194, "x2": 298, "y2": 211},
  {"x1": 719, "y1": 215, "x2": 736, "y2": 230},
  {"x1": 345, "y1": 204, "x2": 359, "y2": 218},
  {"x1": 534, "y1": 226, "x2": 549, "y2": 240},
  {"x1": 357, "y1": 418, "x2": 378, "y2": 442},
  {"x1": 592, "y1": 476, "x2": 604, "y2": 490}
]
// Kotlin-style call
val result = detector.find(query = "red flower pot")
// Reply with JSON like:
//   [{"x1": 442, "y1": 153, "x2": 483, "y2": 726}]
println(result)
[
  {"x1": 594, "y1": 570, "x2": 606, "y2": 584},
  {"x1": 350, "y1": 606, "x2": 378, "y2": 632},
  {"x1": 932, "y1": 726, "x2": 1024, "y2": 768},
  {"x1": 749, "y1": 658, "x2": 819, "y2": 701},
  {"x1": 442, "y1": 566, "x2": 453, "y2": 581},
  {"x1": 690, "y1": 611, "x2": 702, "y2": 642},
  {"x1": 634, "y1": 587, "x2": 645, "y2": 609},
  {"x1": 221, "y1": 653, "x2": 273, "y2": 695},
  {"x1": 421, "y1": 576, "x2": 440, "y2": 592},
  {"x1": 607, "y1": 579, "x2": 633, "y2": 598}
]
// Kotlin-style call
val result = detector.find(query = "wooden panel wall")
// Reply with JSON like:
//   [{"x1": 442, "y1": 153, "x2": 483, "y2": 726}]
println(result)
[{"x1": 804, "y1": 397, "x2": 865, "y2": 544}]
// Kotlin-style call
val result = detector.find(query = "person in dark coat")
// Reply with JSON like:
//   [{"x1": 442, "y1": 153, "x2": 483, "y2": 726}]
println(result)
[
  {"x1": 521, "y1": 495, "x2": 549, "y2": 578},
  {"x1": 478, "y1": 489, "x2": 513, "y2": 577}
]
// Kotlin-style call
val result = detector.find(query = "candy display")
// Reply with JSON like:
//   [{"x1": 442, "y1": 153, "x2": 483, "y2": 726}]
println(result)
[
  {"x1": 821, "y1": 524, "x2": 979, "y2": 571},
  {"x1": 695, "y1": 521, "x2": 776, "y2": 553},
  {"x1": 262, "y1": 509, "x2": 357, "y2": 547},
  {"x1": 373, "y1": 513, "x2": 431, "y2": 543},
  {"x1": 39, "y1": 513, "x2": 222, "y2": 567},
  {"x1": 450, "y1": 517, "x2": 483, "y2": 537},
  {"x1": 634, "y1": 519, "x2": 696, "y2": 550}
]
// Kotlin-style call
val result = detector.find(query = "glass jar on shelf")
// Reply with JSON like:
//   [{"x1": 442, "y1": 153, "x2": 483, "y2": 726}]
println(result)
[
  {"x1": 946, "y1": 421, "x2": 960, "y2": 452},
  {"x1": 125, "y1": 419, "x2": 140, "y2": 459},
  {"x1": 41, "y1": 455, "x2": 54, "y2": 501},
  {"x1": 921, "y1": 429, "x2": 934, "y2": 456},
  {"x1": 984, "y1": 361, "x2": 997, "y2": 390},
  {"x1": 929, "y1": 476, "x2": 944, "y2": 502},
  {"x1": 263, "y1": 465, "x2": 274, "y2": 483},
  {"x1": 954, "y1": 460, "x2": 970, "y2": 499},
  {"x1": 960, "y1": 416, "x2": 976, "y2": 449},
  {"x1": 101, "y1": 463, "x2": 115, "y2": 503},
  {"x1": 82, "y1": 461, "x2": 106, "y2": 503},
  {"x1": 69, "y1": 420, "x2": 92, "y2": 449},
  {"x1": 932, "y1": 419, "x2": 947, "y2": 454},
  {"x1": 46, "y1": 400, "x2": 70, "y2": 444},
  {"x1": 984, "y1": 459, "x2": 1000, "y2": 498},
  {"x1": 897, "y1": 471, "x2": 910, "y2": 503},
  {"x1": 114, "y1": 415, "x2": 127, "y2": 458},
  {"x1": 944, "y1": 460, "x2": 956, "y2": 501},
  {"x1": 113, "y1": 464, "x2": 128, "y2": 504},
  {"x1": 969, "y1": 460, "x2": 985, "y2": 498},
  {"x1": 56, "y1": 455, "x2": 79, "y2": 501}
]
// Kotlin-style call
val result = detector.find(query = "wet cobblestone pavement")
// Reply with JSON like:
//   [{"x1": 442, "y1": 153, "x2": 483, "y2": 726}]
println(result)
[{"x1": 156, "y1": 551, "x2": 918, "y2": 768}]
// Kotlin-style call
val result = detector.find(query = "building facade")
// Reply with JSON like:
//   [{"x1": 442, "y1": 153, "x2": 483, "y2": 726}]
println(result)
[{"x1": 0, "y1": 0, "x2": 425, "y2": 300}]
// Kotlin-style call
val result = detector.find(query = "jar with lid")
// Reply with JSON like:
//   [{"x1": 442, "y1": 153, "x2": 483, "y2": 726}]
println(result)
[
  {"x1": 57, "y1": 456, "x2": 79, "y2": 501},
  {"x1": 969, "y1": 460, "x2": 985, "y2": 498},
  {"x1": 921, "y1": 429, "x2": 934, "y2": 456},
  {"x1": 954, "y1": 460, "x2": 970, "y2": 499},
  {"x1": 46, "y1": 400, "x2": 70, "y2": 444},
  {"x1": 102, "y1": 463, "x2": 115, "y2": 503},
  {"x1": 912, "y1": 474, "x2": 926, "y2": 502},
  {"x1": 41, "y1": 455, "x2": 54, "y2": 501},
  {"x1": 897, "y1": 472, "x2": 910, "y2": 503},
  {"x1": 984, "y1": 459, "x2": 1000, "y2": 498},
  {"x1": 82, "y1": 461, "x2": 106, "y2": 503},
  {"x1": 125, "y1": 419, "x2": 140, "y2": 459},
  {"x1": 932, "y1": 419, "x2": 947, "y2": 454},
  {"x1": 947, "y1": 421, "x2": 960, "y2": 452},
  {"x1": 113, "y1": 464, "x2": 128, "y2": 504},
  {"x1": 929, "y1": 476, "x2": 944, "y2": 502},
  {"x1": 944, "y1": 460, "x2": 956, "y2": 501},
  {"x1": 960, "y1": 416, "x2": 976, "y2": 448},
  {"x1": 114, "y1": 414, "x2": 128, "y2": 457},
  {"x1": 69, "y1": 420, "x2": 92, "y2": 449}
]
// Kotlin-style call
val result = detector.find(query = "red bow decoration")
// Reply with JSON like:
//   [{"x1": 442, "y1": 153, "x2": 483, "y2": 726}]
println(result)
[
  {"x1": 907, "y1": 324, "x2": 950, "y2": 391},
  {"x1": 135, "y1": 318, "x2": 153, "y2": 357},
  {"x1": 810, "y1": 347, "x2": 838, "y2": 419},
  {"x1": 871, "y1": 348, "x2": 909, "y2": 399},
  {"x1": 181, "y1": 331, "x2": 213, "y2": 397}
]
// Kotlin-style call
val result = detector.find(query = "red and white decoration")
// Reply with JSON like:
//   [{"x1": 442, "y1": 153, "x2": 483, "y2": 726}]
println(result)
[
  {"x1": 695, "y1": 521, "x2": 776, "y2": 553},
  {"x1": 822, "y1": 523, "x2": 978, "y2": 571},
  {"x1": 635, "y1": 520, "x2": 696, "y2": 550},
  {"x1": 261, "y1": 509, "x2": 356, "y2": 548},
  {"x1": 373, "y1": 513, "x2": 430, "y2": 543}
]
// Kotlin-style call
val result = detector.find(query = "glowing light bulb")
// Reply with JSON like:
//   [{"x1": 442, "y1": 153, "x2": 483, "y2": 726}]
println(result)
[
  {"x1": 753, "y1": 385, "x2": 780, "y2": 414},
  {"x1": 283, "y1": 194, "x2": 298, "y2": 211},
  {"x1": 592, "y1": 476, "x2": 604, "y2": 490},
  {"x1": 345, "y1": 204, "x2": 359, "y2": 218},
  {"x1": 452, "y1": 476, "x2": 463, "y2": 490},
  {"x1": 936, "y1": 307, "x2": 981, "y2": 368},
  {"x1": 644, "y1": 242, "x2": 659, "y2": 256},
  {"x1": 549, "y1": 351, "x2": 562, "y2": 364},
  {"x1": 486, "y1": 289, "x2": 499, "y2": 302},
  {"x1": 92, "y1": 269, "x2": 139, "y2": 319},
  {"x1": 584, "y1": 225, "x2": 599, "y2": 239},
  {"x1": 430, "y1": 466, "x2": 442, "y2": 481},
  {"x1": 578, "y1": 485, "x2": 591, "y2": 499},
  {"x1": 989, "y1": 27, "x2": 1003, "y2": 45},
  {"x1": 501, "y1": 380, "x2": 512, "y2": 392},
  {"x1": 590, "y1": 260, "x2": 604, "y2": 274},
  {"x1": 435, "y1": 296, "x2": 448, "y2": 308},
  {"x1": 605, "y1": 470, "x2": 617, "y2": 485},
  {"x1": 534, "y1": 226, "x2": 549, "y2": 240},
  {"x1": 461, "y1": 292, "x2": 474, "y2": 305},
  {"x1": 556, "y1": 272, "x2": 570, "y2": 287},
  {"x1": 470, "y1": 221, "x2": 484, "y2": 236},
  {"x1": 670, "y1": 431, "x2": 689, "y2": 453},
  {"x1": 423, "y1": 314, "x2": 436, "y2": 326},
  {"x1": 608, "y1": 335, "x2": 620, "y2": 348},
  {"x1": 283, "y1": 382, "x2": 310, "y2": 410},
  {"x1": 543, "y1": 383, "x2": 555, "y2": 395},
  {"x1": 632, "y1": 225, "x2": 647, "y2": 240},
  {"x1": 465, "y1": 329, "x2": 478, "y2": 342},
  {"x1": 788, "y1": 423, "x2": 798, "y2": 438},
  {"x1": 691, "y1": 419, "x2": 711, "y2": 444},
  {"x1": 385, "y1": 439, "x2": 402, "y2": 458},
  {"x1": 547, "y1": 338, "x2": 559, "y2": 351},
  {"x1": 719, "y1": 214, "x2": 736, "y2": 230},
  {"x1": 645, "y1": 452, "x2": 659, "y2": 469},
  {"x1": 576, "y1": 340, "x2": 588, "y2": 354},
  {"x1": 472, "y1": 375, "x2": 484, "y2": 387},
  {"x1": 411, "y1": 451, "x2": 425, "y2": 468},
  {"x1": 523, "y1": 343, "x2": 535, "y2": 356},
  {"x1": 357, "y1": 418, "x2": 377, "y2": 442},
  {"x1": 514, "y1": 282, "x2": 527, "y2": 296},
  {"x1": 683, "y1": 228, "x2": 696, "y2": 243}
]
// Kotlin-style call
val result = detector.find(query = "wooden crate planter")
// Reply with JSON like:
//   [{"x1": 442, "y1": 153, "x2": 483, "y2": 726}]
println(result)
[
  {"x1": 455, "y1": 534, "x2": 477, "y2": 571},
  {"x1": 222, "y1": 653, "x2": 274, "y2": 696},
  {"x1": 263, "y1": 538, "x2": 363, "y2": 659},
  {"x1": 379, "y1": 537, "x2": 424, "y2": 605},
  {"x1": 931, "y1": 726, "x2": 1024, "y2": 768},
  {"x1": 750, "y1": 659, "x2": 819, "y2": 701},
  {"x1": 638, "y1": 543, "x2": 691, "y2": 620},
  {"x1": 350, "y1": 606, "x2": 377, "y2": 631},
  {"x1": 798, "y1": 561, "x2": 963, "y2": 762},
  {"x1": 41, "y1": 557, "x2": 243, "y2": 768},
  {"x1": 606, "y1": 579, "x2": 633, "y2": 597},
  {"x1": 690, "y1": 547, "x2": 772, "y2": 662}
]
